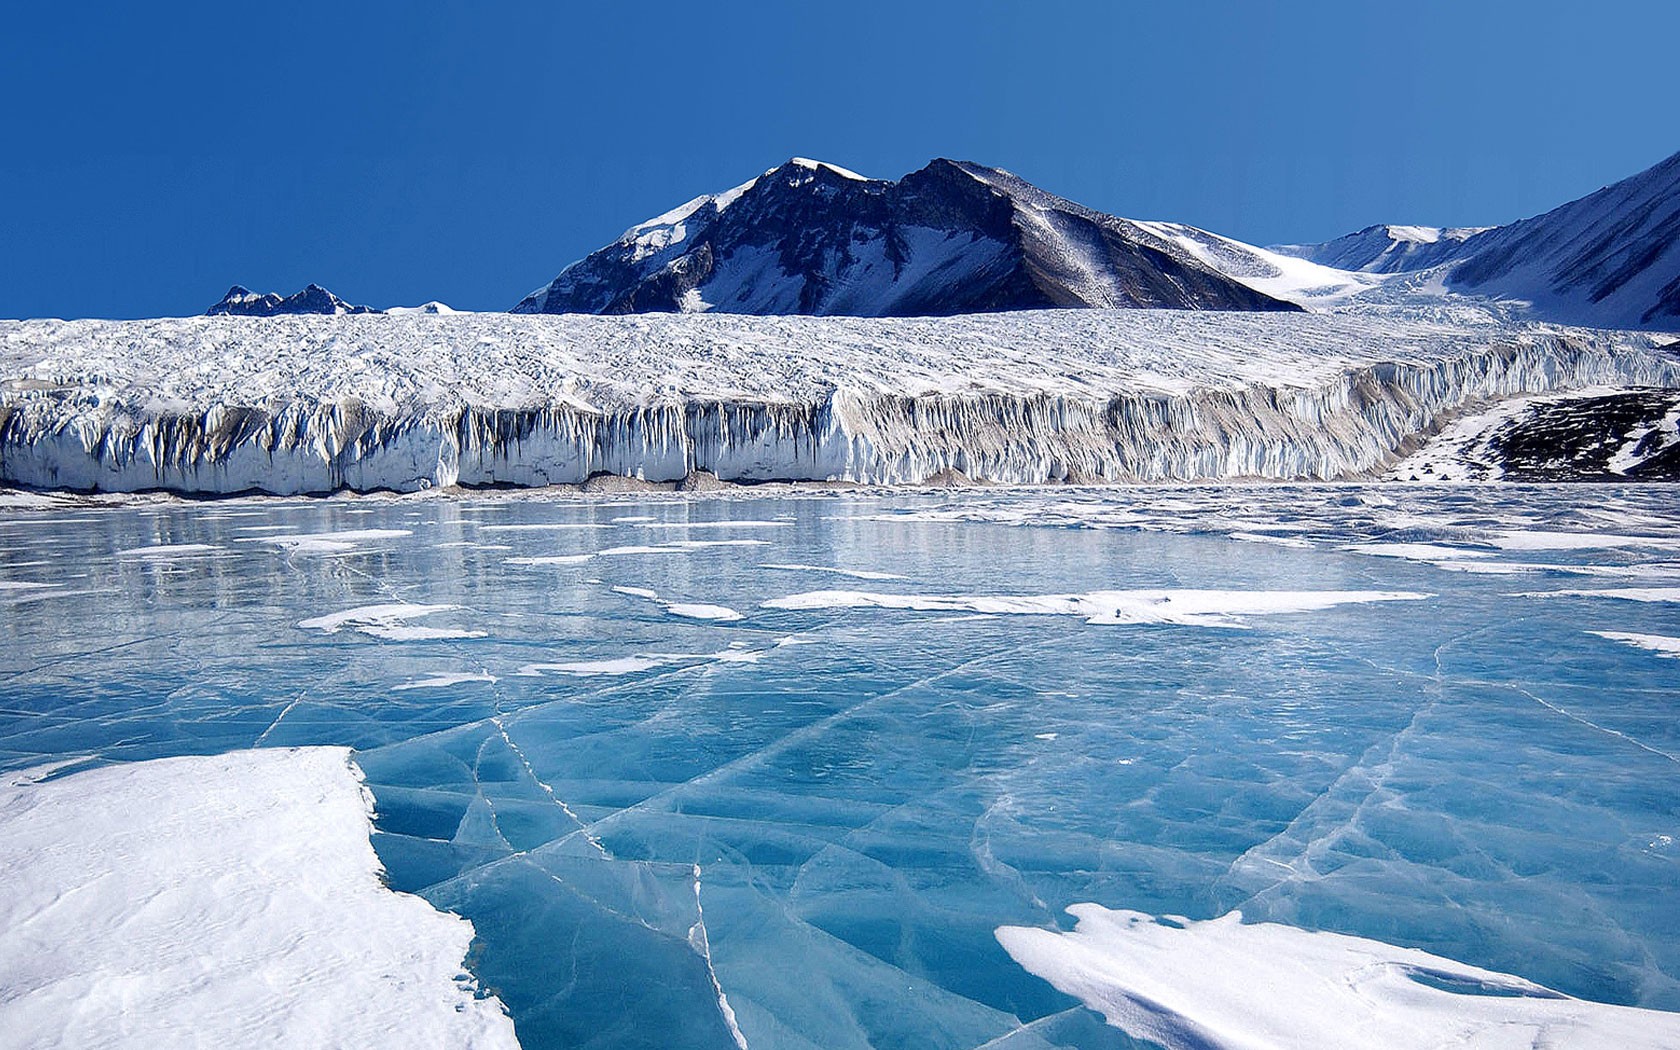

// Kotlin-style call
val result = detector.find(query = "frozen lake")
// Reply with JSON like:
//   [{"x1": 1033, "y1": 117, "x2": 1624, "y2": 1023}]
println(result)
[{"x1": 2, "y1": 485, "x2": 1678, "y2": 1049}]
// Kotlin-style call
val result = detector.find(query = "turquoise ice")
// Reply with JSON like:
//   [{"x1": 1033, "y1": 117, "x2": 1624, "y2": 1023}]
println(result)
[{"x1": 1, "y1": 485, "x2": 1676, "y2": 1049}]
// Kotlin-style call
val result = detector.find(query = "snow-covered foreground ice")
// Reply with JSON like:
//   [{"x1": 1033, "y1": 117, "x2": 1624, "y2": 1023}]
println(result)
[
  {"x1": 0, "y1": 748, "x2": 517, "y2": 1050},
  {"x1": 1, "y1": 485, "x2": 1677, "y2": 1049},
  {"x1": 998, "y1": 905, "x2": 1680, "y2": 1050}
]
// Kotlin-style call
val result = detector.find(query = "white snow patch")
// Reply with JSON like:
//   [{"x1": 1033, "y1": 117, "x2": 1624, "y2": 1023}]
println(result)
[
  {"x1": 116, "y1": 542, "x2": 225, "y2": 558},
  {"x1": 787, "y1": 157, "x2": 869, "y2": 181},
  {"x1": 1519, "y1": 587, "x2": 1680, "y2": 604},
  {"x1": 664, "y1": 602, "x2": 744, "y2": 622},
  {"x1": 250, "y1": 529, "x2": 413, "y2": 554},
  {"x1": 393, "y1": 671, "x2": 499, "y2": 690},
  {"x1": 762, "y1": 588, "x2": 1428, "y2": 628},
  {"x1": 515, "y1": 656, "x2": 671, "y2": 677},
  {"x1": 997, "y1": 904, "x2": 1680, "y2": 1050},
  {"x1": 1492, "y1": 530, "x2": 1672, "y2": 551},
  {"x1": 1342, "y1": 542, "x2": 1496, "y2": 561},
  {"x1": 297, "y1": 603, "x2": 486, "y2": 640},
  {"x1": 479, "y1": 522, "x2": 614, "y2": 532},
  {"x1": 760, "y1": 562, "x2": 909, "y2": 581},
  {"x1": 613, "y1": 584, "x2": 742, "y2": 621},
  {"x1": 1590, "y1": 631, "x2": 1680, "y2": 659},
  {"x1": 0, "y1": 749, "x2": 518, "y2": 1050},
  {"x1": 1608, "y1": 402, "x2": 1680, "y2": 474}
]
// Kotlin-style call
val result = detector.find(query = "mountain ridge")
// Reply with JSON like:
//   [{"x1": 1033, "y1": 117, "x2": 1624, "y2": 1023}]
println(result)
[
  {"x1": 1277, "y1": 150, "x2": 1680, "y2": 328},
  {"x1": 513, "y1": 158, "x2": 1301, "y2": 317},
  {"x1": 207, "y1": 284, "x2": 378, "y2": 317}
]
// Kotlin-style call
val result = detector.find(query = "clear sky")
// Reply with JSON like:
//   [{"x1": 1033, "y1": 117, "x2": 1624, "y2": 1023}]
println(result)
[{"x1": 3, "y1": 0, "x2": 1676, "y2": 319}]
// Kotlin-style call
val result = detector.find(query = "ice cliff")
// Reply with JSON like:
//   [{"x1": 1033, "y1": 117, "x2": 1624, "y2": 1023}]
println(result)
[{"x1": 1, "y1": 309, "x2": 1674, "y2": 495}]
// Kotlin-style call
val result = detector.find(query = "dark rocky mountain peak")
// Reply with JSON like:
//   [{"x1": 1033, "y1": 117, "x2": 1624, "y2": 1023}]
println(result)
[
  {"x1": 207, "y1": 284, "x2": 378, "y2": 316},
  {"x1": 512, "y1": 158, "x2": 1300, "y2": 317}
]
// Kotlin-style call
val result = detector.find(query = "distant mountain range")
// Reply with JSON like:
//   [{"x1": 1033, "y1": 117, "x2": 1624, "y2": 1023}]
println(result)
[
  {"x1": 1272, "y1": 225, "x2": 1490, "y2": 274},
  {"x1": 1278, "y1": 150, "x2": 1680, "y2": 329},
  {"x1": 207, "y1": 150, "x2": 1680, "y2": 331},
  {"x1": 208, "y1": 284, "x2": 377, "y2": 317},
  {"x1": 206, "y1": 285, "x2": 455, "y2": 317}
]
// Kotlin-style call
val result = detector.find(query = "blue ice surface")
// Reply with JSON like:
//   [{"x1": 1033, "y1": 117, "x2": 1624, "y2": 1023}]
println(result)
[{"x1": 1, "y1": 484, "x2": 1677, "y2": 1050}]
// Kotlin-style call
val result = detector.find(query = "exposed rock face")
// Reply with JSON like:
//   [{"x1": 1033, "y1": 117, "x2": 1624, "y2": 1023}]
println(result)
[{"x1": 514, "y1": 158, "x2": 1300, "y2": 317}]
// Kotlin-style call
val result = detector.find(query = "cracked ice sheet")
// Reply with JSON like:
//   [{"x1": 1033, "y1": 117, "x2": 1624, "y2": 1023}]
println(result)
[
  {"x1": 762, "y1": 588, "x2": 1429, "y2": 627},
  {"x1": 997, "y1": 905, "x2": 1680, "y2": 1050},
  {"x1": 0, "y1": 748, "x2": 517, "y2": 1050}
]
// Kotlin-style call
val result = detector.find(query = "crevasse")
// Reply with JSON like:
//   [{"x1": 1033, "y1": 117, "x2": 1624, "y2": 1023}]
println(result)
[{"x1": 1, "y1": 319, "x2": 1674, "y2": 494}]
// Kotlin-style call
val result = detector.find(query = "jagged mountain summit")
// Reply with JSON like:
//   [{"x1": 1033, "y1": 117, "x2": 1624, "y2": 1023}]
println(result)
[
  {"x1": 1278, "y1": 149, "x2": 1680, "y2": 329},
  {"x1": 207, "y1": 284, "x2": 378, "y2": 316},
  {"x1": 514, "y1": 158, "x2": 1301, "y2": 317}
]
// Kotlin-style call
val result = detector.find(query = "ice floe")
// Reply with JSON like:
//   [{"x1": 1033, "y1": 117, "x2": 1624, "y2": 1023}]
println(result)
[
  {"x1": 1589, "y1": 631, "x2": 1680, "y2": 659},
  {"x1": 997, "y1": 905, "x2": 1680, "y2": 1050},
  {"x1": 664, "y1": 602, "x2": 745, "y2": 622},
  {"x1": 614, "y1": 585, "x2": 743, "y2": 622},
  {"x1": 297, "y1": 603, "x2": 487, "y2": 640},
  {"x1": 1521, "y1": 587, "x2": 1680, "y2": 604},
  {"x1": 0, "y1": 748, "x2": 517, "y2": 1050},
  {"x1": 249, "y1": 528, "x2": 413, "y2": 554},
  {"x1": 1342, "y1": 542, "x2": 1494, "y2": 561},
  {"x1": 762, "y1": 588, "x2": 1429, "y2": 628},
  {"x1": 115, "y1": 542, "x2": 225, "y2": 558},
  {"x1": 393, "y1": 671, "x2": 500, "y2": 690},
  {"x1": 760, "y1": 562, "x2": 910, "y2": 580}
]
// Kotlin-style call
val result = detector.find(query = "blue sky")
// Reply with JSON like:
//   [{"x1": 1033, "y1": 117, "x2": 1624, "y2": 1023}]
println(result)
[{"x1": 3, "y1": 0, "x2": 1675, "y2": 318}]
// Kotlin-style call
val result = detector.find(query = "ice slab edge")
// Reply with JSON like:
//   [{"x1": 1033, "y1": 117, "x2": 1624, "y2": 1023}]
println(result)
[
  {"x1": 0, "y1": 749, "x2": 520, "y2": 1050},
  {"x1": 997, "y1": 904, "x2": 1680, "y2": 1050},
  {"x1": 3, "y1": 330, "x2": 1674, "y2": 495}
]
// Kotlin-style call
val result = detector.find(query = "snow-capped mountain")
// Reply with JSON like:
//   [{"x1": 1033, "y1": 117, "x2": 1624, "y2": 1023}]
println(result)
[
  {"x1": 207, "y1": 284, "x2": 377, "y2": 316},
  {"x1": 1446, "y1": 150, "x2": 1680, "y2": 329},
  {"x1": 1277, "y1": 150, "x2": 1680, "y2": 329},
  {"x1": 1272, "y1": 225, "x2": 1489, "y2": 274},
  {"x1": 514, "y1": 158, "x2": 1300, "y2": 316}
]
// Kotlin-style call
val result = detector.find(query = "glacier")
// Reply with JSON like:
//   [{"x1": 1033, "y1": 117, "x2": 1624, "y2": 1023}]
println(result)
[{"x1": 2, "y1": 308, "x2": 1675, "y2": 495}]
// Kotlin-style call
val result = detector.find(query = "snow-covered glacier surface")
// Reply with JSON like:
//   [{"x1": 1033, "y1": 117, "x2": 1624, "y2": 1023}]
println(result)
[
  {"x1": 2, "y1": 309, "x2": 1675, "y2": 493},
  {"x1": 2, "y1": 485, "x2": 1678, "y2": 1049}
]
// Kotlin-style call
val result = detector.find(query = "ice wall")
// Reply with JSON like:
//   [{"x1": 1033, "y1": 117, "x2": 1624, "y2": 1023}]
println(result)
[{"x1": 1, "y1": 314, "x2": 1674, "y2": 494}]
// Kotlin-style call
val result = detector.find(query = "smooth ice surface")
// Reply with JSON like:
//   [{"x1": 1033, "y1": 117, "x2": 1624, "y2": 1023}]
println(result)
[
  {"x1": 2, "y1": 485, "x2": 1678, "y2": 1049},
  {"x1": 0, "y1": 748, "x2": 517, "y2": 1050},
  {"x1": 997, "y1": 905, "x2": 1680, "y2": 1050}
]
